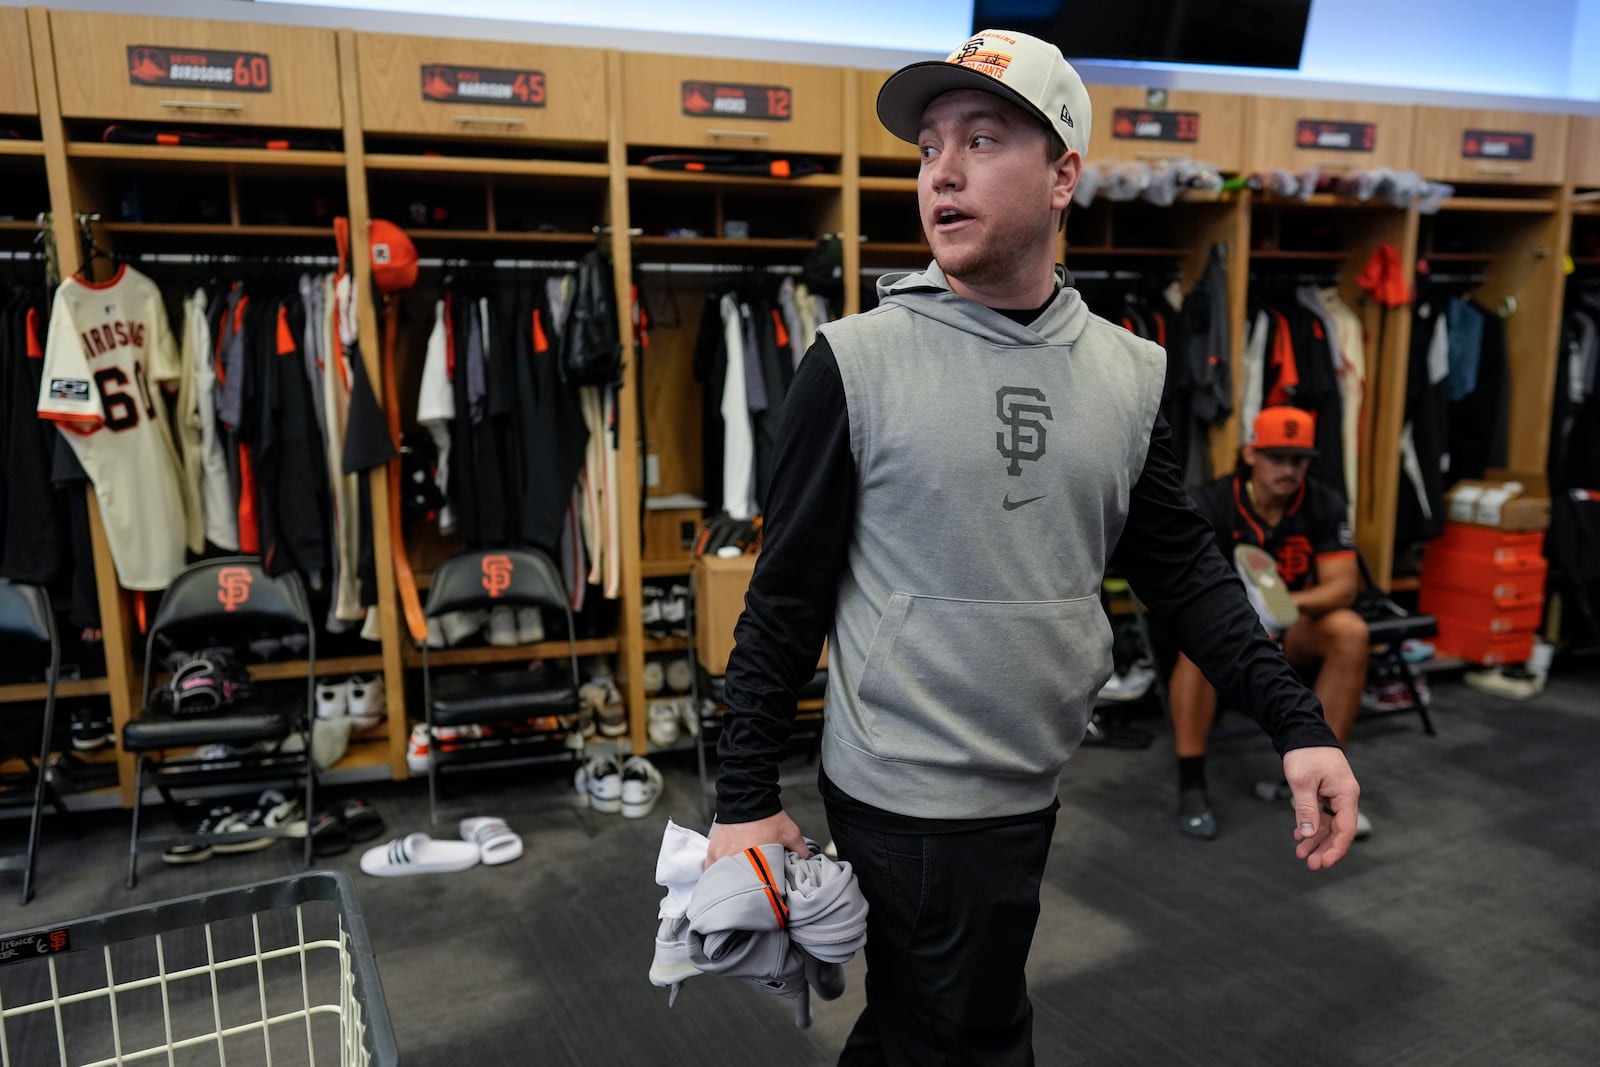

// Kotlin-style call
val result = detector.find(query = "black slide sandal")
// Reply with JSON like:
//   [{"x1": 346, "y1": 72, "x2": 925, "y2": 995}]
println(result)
[
  {"x1": 309, "y1": 810, "x2": 352, "y2": 857},
  {"x1": 338, "y1": 798, "x2": 386, "y2": 843}
]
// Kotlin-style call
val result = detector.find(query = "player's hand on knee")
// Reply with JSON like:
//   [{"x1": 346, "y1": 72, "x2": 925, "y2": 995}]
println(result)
[
  {"x1": 1282, "y1": 746, "x2": 1359, "y2": 871},
  {"x1": 705, "y1": 809, "x2": 808, "y2": 868}
]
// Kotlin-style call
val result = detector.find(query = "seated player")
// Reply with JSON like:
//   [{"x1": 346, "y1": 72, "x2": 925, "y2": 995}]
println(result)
[{"x1": 1171, "y1": 406, "x2": 1371, "y2": 840}]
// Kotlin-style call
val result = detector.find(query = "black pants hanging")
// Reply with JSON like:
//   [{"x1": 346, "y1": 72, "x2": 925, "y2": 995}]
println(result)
[{"x1": 823, "y1": 771, "x2": 1057, "y2": 1067}]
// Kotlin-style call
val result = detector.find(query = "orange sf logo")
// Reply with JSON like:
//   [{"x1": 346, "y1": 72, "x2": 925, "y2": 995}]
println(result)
[
  {"x1": 217, "y1": 567, "x2": 253, "y2": 612},
  {"x1": 482, "y1": 555, "x2": 513, "y2": 598}
]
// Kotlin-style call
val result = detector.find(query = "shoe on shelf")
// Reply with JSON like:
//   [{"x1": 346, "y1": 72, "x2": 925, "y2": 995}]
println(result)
[
  {"x1": 581, "y1": 679, "x2": 628, "y2": 738},
  {"x1": 663, "y1": 584, "x2": 690, "y2": 637},
  {"x1": 69, "y1": 706, "x2": 112, "y2": 751},
  {"x1": 316, "y1": 679, "x2": 348, "y2": 721},
  {"x1": 406, "y1": 724, "x2": 431, "y2": 776},
  {"x1": 346, "y1": 675, "x2": 386, "y2": 732},
  {"x1": 1097, "y1": 665, "x2": 1155, "y2": 703},
  {"x1": 620, "y1": 756, "x2": 663, "y2": 819},
  {"x1": 486, "y1": 606, "x2": 518, "y2": 648},
  {"x1": 1177, "y1": 787, "x2": 1218, "y2": 840},
  {"x1": 516, "y1": 607, "x2": 545, "y2": 644},
  {"x1": 665, "y1": 657, "x2": 694, "y2": 695},
  {"x1": 440, "y1": 610, "x2": 485, "y2": 646},
  {"x1": 576, "y1": 754, "x2": 623, "y2": 813},
  {"x1": 1234, "y1": 544, "x2": 1299, "y2": 632},
  {"x1": 648, "y1": 699, "x2": 681, "y2": 747},
  {"x1": 677, "y1": 696, "x2": 701, "y2": 739},
  {"x1": 642, "y1": 658, "x2": 665, "y2": 697},
  {"x1": 641, "y1": 585, "x2": 666, "y2": 636},
  {"x1": 425, "y1": 618, "x2": 446, "y2": 649},
  {"x1": 163, "y1": 806, "x2": 233, "y2": 865}
]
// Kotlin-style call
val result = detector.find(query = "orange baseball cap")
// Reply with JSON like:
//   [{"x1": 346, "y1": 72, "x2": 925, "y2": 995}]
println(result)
[
  {"x1": 333, "y1": 217, "x2": 419, "y2": 293},
  {"x1": 1251, "y1": 406, "x2": 1318, "y2": 455}
]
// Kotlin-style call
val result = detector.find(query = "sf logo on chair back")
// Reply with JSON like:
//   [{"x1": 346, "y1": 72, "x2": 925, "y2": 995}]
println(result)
[
  {"x1": 481, "y1": 555, "x2": 514, "y2": 598},
  {"x1": 217, "y1": 567, "x2": 253, "y2": 612},
  {"x1": 995, "y1": 387, "x2": 1053, "y2": 476}
]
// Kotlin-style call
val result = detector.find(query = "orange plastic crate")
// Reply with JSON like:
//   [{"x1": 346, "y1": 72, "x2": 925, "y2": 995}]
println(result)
[
  {"x1": 1431, "y1": 522, "x2": 1545, "y2": 563},
  {"x1": 1420, "y1": 585, "x2": 1542, "y2": 634},
  {"x1": 1421, "y1": 545, "x2": 1547, "y2": 600},
  {"x1": 1431, "y1": 614, "x2": 1535, "y2": 666}
]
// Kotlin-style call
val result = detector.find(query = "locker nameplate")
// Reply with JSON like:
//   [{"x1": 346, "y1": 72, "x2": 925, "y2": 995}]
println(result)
[
  {"x1": 681, "y1": 81, "x2": 792, "y2": 121},
  {"x1": 126, "y1": 45, "x2": 272, "y2": 92}
]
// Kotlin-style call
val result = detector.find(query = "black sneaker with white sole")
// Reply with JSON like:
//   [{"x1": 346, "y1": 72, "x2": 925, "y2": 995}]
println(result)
[{"x1": 163, "y1": 806, "x2": 234, "y2": 864}]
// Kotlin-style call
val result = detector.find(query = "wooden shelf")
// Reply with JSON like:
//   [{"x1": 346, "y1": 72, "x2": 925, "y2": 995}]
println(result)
[
  {"x1": 860, "y1": 175, "x2": 916, "y2": 194},
  {"x1": 626, "y1": 165, "x2": 842, "y2": 189},
  {"x1": 1436, "y1": 196, "x2": 1557, "y2": 214},
  {"x1": 101, "y1": 222, "x2": 333, "y2": 239},
  {"x1": 0, "y1": 141, "x2": 44, "y2": 158},
  {"x1": 365, "y1": 154, "x2": 609, "y2": 179},
  {"x1": 634, "y1": 235, "x2": 815, "y2": 251},
  {"x1": 0, "y1": 220, "x2": 42, "y2": 233},
  {"x1": 403, "y1": 637, "x2": 619, "y2": 668},
  {"x1": 250, "y1": 655, "x2": 387, "y2": 682},
  {"x1": 861, "y1": 241, "x2": 928, "y2": 256},
  {"x1": 1255, "y1": 193, "x2": 1402, "y2": 210},
  {"x1": 640, "y1": 557, "x2": 693, "y2": 578},
  {"x1": 639, "y1": 635, "x2": 689, "y2": 654},
  {"x1": 403, "y1": 228, "x2": 597, "y2": 244},
  {"x1": 1419, "y1": 252, "x2": 1495, "y2": 262},
  {"x1": 0, "y1": 676, "x2": 112, "y2": 703},
  {"x1": 67, "y1": 143, "x2": 346, "y2": 168},
  {"x1": 1066, "y1": 245, "x2": 1192, "y2": 257},
  {"x1": 1570, "y1": 201, "x2": 1600, "y2": 217}
]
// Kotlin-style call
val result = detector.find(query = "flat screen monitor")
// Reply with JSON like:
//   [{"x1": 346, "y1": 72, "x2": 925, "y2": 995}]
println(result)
[{"x1": 971, "y1": 0, "x2": 1313, "y2": 70}]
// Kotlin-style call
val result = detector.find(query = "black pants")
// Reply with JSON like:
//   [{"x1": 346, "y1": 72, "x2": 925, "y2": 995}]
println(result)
[{"x1": 825, "y1": 785, "x2": 1056, "y2": 1067}]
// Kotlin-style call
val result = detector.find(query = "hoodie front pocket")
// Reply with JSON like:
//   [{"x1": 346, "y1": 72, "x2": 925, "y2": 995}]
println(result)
[{"x1": 854, "y1": 592, "x2": 1112, "y2": 777}]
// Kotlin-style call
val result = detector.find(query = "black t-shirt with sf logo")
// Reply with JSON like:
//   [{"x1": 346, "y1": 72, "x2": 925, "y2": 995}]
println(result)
[{"x1": 1190, "y1": 470, "x2": 1355, "y2": 592}]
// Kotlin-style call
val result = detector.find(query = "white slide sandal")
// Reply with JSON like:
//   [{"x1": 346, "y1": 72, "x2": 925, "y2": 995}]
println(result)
[
  {"x1": 359, "y1": 832, "x2": 481, "y2": 877},
  {"x1": 460, "y1": 816, "x2": 524, "y2": 866}
]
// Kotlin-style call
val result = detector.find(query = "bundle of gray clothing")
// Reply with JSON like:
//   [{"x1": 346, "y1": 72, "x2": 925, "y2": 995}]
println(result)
[{"x1": 649, "y1": 820, "x2": 868, "y2": 1028}]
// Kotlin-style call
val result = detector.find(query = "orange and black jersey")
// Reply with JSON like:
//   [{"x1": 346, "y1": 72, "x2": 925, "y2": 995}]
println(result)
[{"x1": 1190, "y1": 470, "x2": 1355, "y2": 592}]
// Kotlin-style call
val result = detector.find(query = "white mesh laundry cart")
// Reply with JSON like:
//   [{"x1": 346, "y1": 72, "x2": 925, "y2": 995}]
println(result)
[{"x1": 0, "y1": 871, "x2": 396, "y2": 1066}]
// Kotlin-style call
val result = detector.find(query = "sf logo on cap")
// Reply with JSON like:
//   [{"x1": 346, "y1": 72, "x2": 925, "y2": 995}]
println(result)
[
  {"x1": 1283, "y1": 416, "x2": 1301, "y2": 439},
  {"x1": 217, "y1": 567, "x2": 253, "y2": 612},
  {"x1": 481, "y1": 555, "x2": 514, "y2": 598},
  {"x1": 995, "y1": 386, "x2": 1053, "y2": 476}
]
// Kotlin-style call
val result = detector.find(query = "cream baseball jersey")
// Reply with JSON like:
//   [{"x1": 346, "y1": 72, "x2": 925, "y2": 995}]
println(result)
[{"x1": 37, "y1": 264, "x2": 189, "y2": 590}]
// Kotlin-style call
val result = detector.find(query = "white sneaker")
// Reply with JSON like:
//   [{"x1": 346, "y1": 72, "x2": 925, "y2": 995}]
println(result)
[
  {"x1": 486, "y1": 606, "x2": 518, "y2": 647},
  {"x1": 1097, "y1": 665, "x2": 1155, "y2": 703},
  {"x1": 1234, "y1": 544, "x2": 1299, "y2": 632},
  {"x1": 440, "y1": 610, "x2": 485, "y2": 646},
  {"x1": 665, "y1": 657, "x2": 694, "y2": 694},
  {"x1": 620, "y1": 756, "x2": 663, "y2": 819},
  {"x1": 576, "y1": 754, "x2": 622, "y2": 813},
  {"x1": 425, "y1": 618, "x2": 446, "y2": 649},
  {"x1": 648, "y1": 699, "x2": 680, "y2": 747},
  {"x1": 346, "y1": 675, "x2": 385, "y2": 731},
  {"x1": 662, "y1": 584, "x2": 689, "y2": 636},
  {"x1": 642, "y1": 659, "x2": 665, "y2": 696},
  {"x1": 582, "y1": 680, "x2": 627, "y2": 737},
  {"x1": 316, "y1": 679, "x2": 348, "y2": 720},
  {"x1": 516, "y1": 607, "x2": 545, "y2": 644},
  {"x1": 677, "y1": 696, "x2": 700, "y2": 738}
]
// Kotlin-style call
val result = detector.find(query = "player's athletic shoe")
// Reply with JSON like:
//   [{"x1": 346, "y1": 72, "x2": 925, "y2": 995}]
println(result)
[{"x1": 1234, "y1": 544, "x2": 1299, "y2": 632}]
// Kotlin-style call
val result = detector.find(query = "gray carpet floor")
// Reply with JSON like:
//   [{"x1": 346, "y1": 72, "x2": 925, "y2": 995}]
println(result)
[{"x1": 4, "y1": 666, "x2": 1598, "y2": 1066}]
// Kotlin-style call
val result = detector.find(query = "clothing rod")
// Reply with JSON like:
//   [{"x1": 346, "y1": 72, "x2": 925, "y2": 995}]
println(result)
[
  {"x1": 635, "y1": 262, "x2": 802, "y2": 275},
  {"x1": 1070, "y1": 269, "x2": 1173, "y2": 281},
  {"x1": 418, "y1": 257, "x2": 577, "y2": 269},
  {"x1": 1420, "y1": 273, "x2": 1484, "y2": 284},
  {"x1": 128, "y1": 252, "x2": 342, "y2": 265}
]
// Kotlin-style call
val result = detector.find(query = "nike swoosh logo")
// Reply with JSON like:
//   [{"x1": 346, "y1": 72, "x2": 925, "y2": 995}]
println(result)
[{"x1": 1002, "y1": 494, "x2": 1046, "y2": 511}]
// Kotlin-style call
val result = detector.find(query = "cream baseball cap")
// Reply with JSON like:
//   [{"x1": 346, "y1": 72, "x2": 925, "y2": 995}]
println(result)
[{"x1": 877, "y1": 29, "x2": 1091, "y2": 160}]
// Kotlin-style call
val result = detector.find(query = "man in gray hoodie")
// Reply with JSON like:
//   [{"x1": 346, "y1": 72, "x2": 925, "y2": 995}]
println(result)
[{"x1": 705, "y1": 27, "x2": 1361, "y2": 1065}]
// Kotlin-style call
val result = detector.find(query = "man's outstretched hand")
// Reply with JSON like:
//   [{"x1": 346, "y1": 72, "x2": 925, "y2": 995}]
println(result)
[
  {"x1": 1283, "y1": 746, "x2": 1360, "y2": 871},
  {"x1": 704, "y1": 809, "x2": 808, "y2": 869}
]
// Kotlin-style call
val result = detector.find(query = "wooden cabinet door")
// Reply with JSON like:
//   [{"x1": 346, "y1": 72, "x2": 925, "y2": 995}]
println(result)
[
  {"x1": 1247, "y1": 98, "x2": 1414, "y2": 174},
  {"x1": 1412, "y1": 107, "x2": 1570, "y2": 184},
  {"x1": 623, "y1": 53, "x2": 843, "y2": 155},
  {"x1": 356, "y1": 33, "x2": 608, "y2": 144},
  {"x1": 858, "y1": 69, "x2": 915, "y2": 163},
  {"x1": 1085, "y1": 86, "x2": 1244, "y2": 172},
  {"x1": 50, "y1": 11, "x2": 342, "y2": 129},
  {"x1": 1569, "y1": 116, "x2": 1600, "y2": 187},
  {"x1": 0, "y1": 8, "x2": 38, "y2": 117}
]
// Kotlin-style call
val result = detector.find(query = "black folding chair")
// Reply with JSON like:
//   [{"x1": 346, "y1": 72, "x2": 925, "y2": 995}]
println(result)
[
  {"x1": 123, "y1": 558, "x2": 317, "y2": 888},
  {"x1": 0, "y1": 580, "x2": 65, "y2": 904},
  {"x1": 420, "y1": 548, "x2": 583, "y2": 826},
  {"x1": 1355, "y1": 552, "x2": 1439, "y2": 735}
]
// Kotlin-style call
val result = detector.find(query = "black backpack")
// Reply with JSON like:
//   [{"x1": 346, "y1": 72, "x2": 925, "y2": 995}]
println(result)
[{"x1": 561, "y1": 246, "x2": 623, "y2": 386}]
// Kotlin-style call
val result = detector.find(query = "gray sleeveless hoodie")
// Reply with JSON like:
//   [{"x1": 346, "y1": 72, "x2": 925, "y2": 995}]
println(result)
[{"x1": 817, "y1": 262, "x2": 1166, "y2": 819}]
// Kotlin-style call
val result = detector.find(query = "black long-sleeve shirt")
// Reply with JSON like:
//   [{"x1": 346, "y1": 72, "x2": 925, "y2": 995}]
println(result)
[{"x1": 716, "y1": 333, "x2": 1338, "y2": 824}]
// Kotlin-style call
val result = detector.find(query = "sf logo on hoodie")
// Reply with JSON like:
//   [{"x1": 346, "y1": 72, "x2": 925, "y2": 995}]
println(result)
[{"x1": 995, "y1": 386, "x2": 1053, "y2": 476}]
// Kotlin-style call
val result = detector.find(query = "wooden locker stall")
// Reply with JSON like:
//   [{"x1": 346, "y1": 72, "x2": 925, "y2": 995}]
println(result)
[
  {"x1": 856, "y1": 69, "x2": 924, "y2": 315},
  {"x1": 619, "y1": 54, "x2": 849, "y2": 753},
  {"x1": 1241, "y1": 99, "x2": 1421, "y2": 589},
  {"x1": 1086, "y1": 86, "x2": 1246, "y2": 174},
  {"x1": 348, "y1": 33, "x2": 640, "y2": 759}
]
